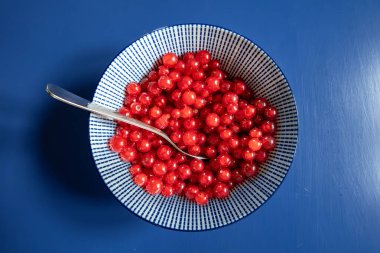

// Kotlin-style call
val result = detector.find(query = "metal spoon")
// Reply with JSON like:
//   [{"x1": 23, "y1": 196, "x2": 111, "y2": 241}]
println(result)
[{"x1": 46, "y1": 84, "x2": 206, "y2": 160}]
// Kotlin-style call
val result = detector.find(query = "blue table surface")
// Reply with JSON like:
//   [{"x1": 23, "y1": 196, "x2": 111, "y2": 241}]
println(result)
[{"x1": 1, "y1": 0, "x2": 380, "y2": 252}]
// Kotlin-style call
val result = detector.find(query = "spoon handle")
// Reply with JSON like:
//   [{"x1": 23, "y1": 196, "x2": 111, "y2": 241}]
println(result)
[{"x1": 45, "y1": 84, "x2": 206, "y2": 160}]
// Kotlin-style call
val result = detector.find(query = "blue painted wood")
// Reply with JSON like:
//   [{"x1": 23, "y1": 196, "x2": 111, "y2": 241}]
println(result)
[{"x1": 1, "y1": 0, "x2": 379, "y2": 252}]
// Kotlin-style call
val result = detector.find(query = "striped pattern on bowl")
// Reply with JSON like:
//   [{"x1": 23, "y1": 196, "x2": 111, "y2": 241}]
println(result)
[{"x1": 89, "y1": 24, "x2": 298, "y2": 231}]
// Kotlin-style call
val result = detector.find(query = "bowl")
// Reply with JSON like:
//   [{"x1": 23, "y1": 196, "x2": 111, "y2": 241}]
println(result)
[{"x1": 89, "y1": 24, "x2": 298, "y2": 231}]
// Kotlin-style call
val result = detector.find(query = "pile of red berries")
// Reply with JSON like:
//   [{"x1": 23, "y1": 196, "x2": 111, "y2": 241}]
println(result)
[{"x1": 109, "y1": 51, "x2": 277, "y2": 205}]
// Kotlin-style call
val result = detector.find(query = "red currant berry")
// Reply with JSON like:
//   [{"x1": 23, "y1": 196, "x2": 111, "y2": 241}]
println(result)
[
  {"x1": 178, "y1": 164, "x2": 192, "y2": 180},
  {"x1": 262, "y1": 135, "x2": 276, "y2": 151},
  {"x1": 145, "y1": 177, "x2": 163, "y2": 195},
  {"x1": 134, "y1": 173, "x2": 148, "y2": 186},
  {"x1": 206, "y1": 113, "x2": 220, "y2": 127},
  {"x1": 204, "y1": 146, "x2": 217, "y2": 159},
  {"x1": 129, "y1": 164, "x2": 142, "y2": 177},
  {"x1": 206, "y1": 77, "x2": 220, "y2": 92},
  {"x1": 152, "y1": 161, "x2": 168, "y2": 176},
  {"x1": 218, "y1": 154, "x2": 232, "y2": 167},
  {"x1": 195, "y1": 50, "x2": 211, "y2": 64},
  {"x1": 255, "y1": 150, "x2": 268, "y2": 163},
  {"x1": 158, "y1": 76, "x2": 174, "y2": 90},
  {"x1": 126, "y1": 82, "x2": 141, "y2": 96},
  {"x1": 248, "y1": 138, "x2": 262, "y2": 151},
  {"x1": 198, "y1": 171, "x2": 215, "y2": 188},
  {"x1": 213, "y1": 182, "x2": 230, "y2": 198},
  {"x1": 185, "y1": 185, "x2": 200, "y2": 200},
  {"x1": 249, "y1": 128, "x2": 263, "y2": 138},
  {"x1": 190, "y1": 159, "x2": 204, "y2": 173},
  {"x1": 141, "y1": 152, "x2": 155, "y2": 168},
  {"x1": 242, "y1": 148, "x2": 256, "y2": 162},
  {"x1": 217, "y1": 168, "x2": 232, "y2": 182},
  {"x1": 148, "y1": 106, "x2": 162, "y2": 119},
  {"x1": 120, "y1": 147, "x2": 137, "y2": 162},
  {"x1": 209, "y1": 59, "x2": 221, "y2": 69},
  {"x1": 241, "y1": 162, "x2": 259, "y2": 177},
  {"x1": 136, "y1": 139, "x2": 151, "y2": 153},
  {"x1": 109, "y1": 135, "x2": 126, "y2": 153},
  {"x1": 264, "y1": 107, "x2": 277, "y2": 119},
  {"x1": 164, "y1": 171, "x2": 178, "y2": 185},
  {"x1": 231, "y1": 170, "x2": 245, "y2": 184},
  {"x1": 162, "y1": 52, "x2": 178, "y2": 67},
  {"x1": 157, "y1": 145, "x2": 173, "y2": 160},
  {"x1": 182, "y1": 130, "x2": 198, "y2": 146},
  {"x1": 174, "y1": 181, "x2": 186, "y2": 194},
  {"x1": 181, "y1": 90, "x2": 197, "y2": 105},
  {"x1": 253, "y1": 97, "x2": 268, "y2": 112},
  {"x1": 233, "y1": 80, "x2": 247, "y2": 95},
  {"x1": 261, "y1": 120, "x2": 276, "y2": 134},
  {"x1": 195, "y1": 191, "x2": 209, "y2": 205}
]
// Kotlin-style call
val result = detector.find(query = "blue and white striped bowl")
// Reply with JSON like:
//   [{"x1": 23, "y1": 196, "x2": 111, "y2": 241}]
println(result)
[{"x1": 89, "y1": 24, "x2": 298, "y2": 231}]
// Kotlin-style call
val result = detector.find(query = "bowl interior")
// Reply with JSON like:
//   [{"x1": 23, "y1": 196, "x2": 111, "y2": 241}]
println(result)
[{"x1": 89, "y1": 24, "x2": 298, "y2": 231}]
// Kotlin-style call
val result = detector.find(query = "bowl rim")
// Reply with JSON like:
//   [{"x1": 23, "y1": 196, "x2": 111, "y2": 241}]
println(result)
[{"x1": 89, "y1": 23, "x2": 299, "y2": 232}]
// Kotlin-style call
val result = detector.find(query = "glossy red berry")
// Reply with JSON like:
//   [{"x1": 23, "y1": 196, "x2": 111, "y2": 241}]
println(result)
[
  {"x1": 206, "y1": 77, "x2": 220, "y2": 92},
  {"x1": 264, "y1": 106, "x2": 277, "y2": 119},
  {"x1": 109, "y1": 135, "x2": 126, "y2": 153},
  {"x1": 206, "y1": 113, "x2": 220, "y2": 127},
  {"x1": 136, "y1": 139, "x2": 151, "y2": 153},
  {"x1": 130, "y1": 102, "x2": 144, "y2": 115},
  {"x1": 261, "y1": 120, "x2": 276, "y2": 134},
  {"x1": 188, "y1": 145, "x2": 201, "y2": 155},
  {"x1": 157, "y1": 145, "x2": 173, "y2": 160},
  {"x1": 145, "y1": 177, "x2": 163, "y2": 195},
  {"x1": 182, "y1": 130, "x2": 198, "y2": 146},
  {"x1": 198, "y1": 171, "x2": 214, "y2": 188},
  {"x1": 222, "y1": 92, "x2": 239, "y2": 105},
  {"x1": 243, "y1": 105, "x2": 256, "y2": 118},
  {"x1": 262, "y1": 135, "x2": 276, "y2": 151},
  {"x1": 255, "y1": 150, "x2": 268, "y2": 163},
  {"x1": 169, "y1": 70, "x2": 181, "y2": 82},
  {"x1": 190, "y1": 159, "x2": 204, "y2": 173},
  {"x1": 195, "y1": 191, "x2": 209, "y2": 205},
  {"x1": 248, "y1": 138, "x2": 262, "y2": 152},
  {"x1": 217, "y1": 168, "x2": 232, "y2": 182},
  {"x1": 209, "y1": 59, "x2": 221, "y2": 69},
  {"x1": 213, "y1": 182, "x2": 230, "y2": 198},
  {"x1": 195, "y1": 50, "x2": 211, "y2": 64},
  {"x1": 185, "y1": 185, "x2": 200, "y2": 200},
  {"x1": 161, "y1": 185, "x2": 175, "y2": 197},
  {"x1": 218, "y1": 154, "x2": 232, "y2": 167},
  {"x1": 164, "y1": 171, "x2": 178, "y2": 185},
  {"x1": 181, "y1": 90, "x2": 197, "y2": 105},
  {"x1": 134, "y1": 173, "x2": 148, "y2": 186},
  {"x1": 253, "y1": 97, "x2": 268, "y2": 112},
  {"x1": 141, "y1": 152, "x2": 155, "y2": 168},
  {"x1": 249, "y1": 128, "x2": 263, "y2": 138},
  {"x1": 126, "y1": 82, "x2": 141, "y2": 96},
  {"x1": 231, "y1": 170, "x2": 245, "y2": 184},
  {"x1": 120, "y1": 147, "x2": 137, "y2": 162},
  {"x1": 242, "y1": 148, "x2": 256, "y2": 162},
  {"x1": 241, "y1": 162, "x2": 259, "y2": 177},
  {"x1": 204, "y1": 146, "x2": 217, "y2": 159},
  {"x1": 148, "y1": 106, "x2": 162, "y2": 119},
  {"x1": 175, "y1": 60, "x2": 186, "y2": 72},
  {"x1": 178, "y1": 164, "x2": 192, "y2": 180},
  {"x1": 178, "y1": 76, "x2": 193, "y2": 90},
  {"x1": 158, "y1": 76, "x2": 174, "y2": 90},
  {"x1": 162, "y1": 52, "x2": 178, "y2": 67},
  {"x1": 233, "y1": 80, "x2": 247, "y2": 95},
  {"x1": 129, "y1": 164, "x2": 142, "y2": 177},
  {"x1": 153, "y1": 161, "x2": 168, "y2": 176}
]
